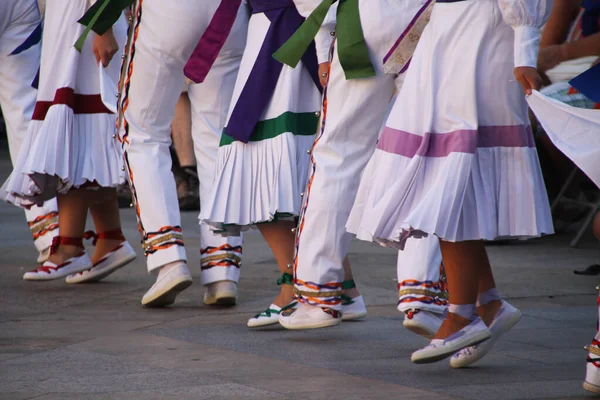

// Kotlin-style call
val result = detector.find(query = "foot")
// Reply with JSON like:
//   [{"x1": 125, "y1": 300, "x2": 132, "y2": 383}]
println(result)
[
  {"x1": 141, "y1": 262, "x2": 192, "y2": 307},
  {"x1": 279, "y1": 303, "x2": 342, "y2": 330},
  {"x1": 341, "y1": 295, "x2": 367, "y2": 321},
  {"x1": 585, "y1": 336, "x2": 600, "y2": 393},
  {"x1": 24, "y1": 252, "x2": 92, "y2": 281},
  {"x1": 36, "y1": 247, "x2": 51, "y2": 264},
  {"x1": 403, "y1": 309, "x2": 444, "y2": 339},
  {"x1": 204, "y1": 280, "x2": 237, "y2": 306},
  {"x1": 411, "y1": 317, "x2": 491, "y2": 364},
  {"x1": 450, "y1": 300, "x2": 521, "y2": 368},
  {"x1": 247, "y1": 302, "x2": 297, "y2": 328},
  {"x1": 66, "y1": 241, "x2": 136, "y2": 284}
]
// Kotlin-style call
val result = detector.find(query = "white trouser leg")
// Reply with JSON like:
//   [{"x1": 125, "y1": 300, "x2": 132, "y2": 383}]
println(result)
[
  {"x1": 0, "y1": 0, "x2": 58, "y2": 252},
  {"x1": 188, "y1": 7, "x2": 248, "y2": 285},
  {"x1": 294, "y1": 45, "x2": 397, "y2": 309},
  {"x1": 396, "y1": 236, "x2": 447, "y2": 314},
  {"x1": 119, "y1": 0, "x2": 221, "y2": 272}
]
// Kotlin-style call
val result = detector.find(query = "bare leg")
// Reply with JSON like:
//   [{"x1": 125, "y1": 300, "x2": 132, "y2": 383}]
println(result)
[
  {"x1": 87, "y1": 187, "x2": 125, "y2": 264},
  {"x1": 476, "y1": 248, "x2": 502, "y2": 326},
  {"x1": 48, "y1": 190, "x2": 88, "y2": 264},
  {"x1": 257, "y1": 221, "x2": 296, "y2": 308},
  {"x1": 434, "y1": 240, "x2": 487, "y2": 339},
  {"x1": 171, "y1": 92, "x2": 195, "y2": 168},
  {"x1": 342, "y1": 257, "x2": 360, "y2": 298}
]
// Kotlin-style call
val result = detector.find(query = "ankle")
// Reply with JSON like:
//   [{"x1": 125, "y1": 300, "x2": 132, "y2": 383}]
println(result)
[
  {"x1": 433, "y1": 312, "x2": 473, "y2": 340},
  {"x1": 48, "y1": 244, "x2": 83, "y2": 263},
  {"x1": 477, "y1": 299, "x2": 502, "y2": 326},
  {"x1": 273, "y1": 285, "x2": 294, "y2": 307}
]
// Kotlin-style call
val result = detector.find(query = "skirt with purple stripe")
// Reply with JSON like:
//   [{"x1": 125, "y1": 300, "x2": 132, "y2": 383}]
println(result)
[{"x1": 346, "y1": 0, "x2": 554, "y2": 248}]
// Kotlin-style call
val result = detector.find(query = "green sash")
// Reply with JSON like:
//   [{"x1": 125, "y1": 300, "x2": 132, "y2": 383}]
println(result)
[
  {"x1": 75, "y1": 0, "x2": 134, "y2": 52},
  {"x1": 273, "y1": 0, "x2": 375, "y2": 80}
]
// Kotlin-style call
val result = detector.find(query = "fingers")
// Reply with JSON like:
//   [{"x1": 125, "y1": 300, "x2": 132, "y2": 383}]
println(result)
[
  {"x1": 525, "y1": 72, "x2": 542, "y2": 92},
  {"x1": 515, "y1": 74, "x2": 532, "y2": 95},
  {"x1": 94, "y1": 47, "x2": 118, "y2": 67}
]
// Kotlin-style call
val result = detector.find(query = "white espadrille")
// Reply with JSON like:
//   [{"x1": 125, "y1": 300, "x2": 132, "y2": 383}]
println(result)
[
  {"x1": 66, "y1": 241, "x2": 136, "y2": 284},
  {"x1": 279, "y1": 303, "x2": 342, "y2": 330},
  {"x1": 411, "y1": 318, "x2": 491, "y2": 364},
  {"x1": 24, "y1": 252, "x2": 92, "y2": 281},
  {"x1": 450, "y1": 301, "x2": 521, "y2": 368}
]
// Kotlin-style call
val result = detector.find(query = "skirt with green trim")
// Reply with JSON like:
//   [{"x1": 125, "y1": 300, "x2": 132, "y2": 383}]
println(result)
[{"x1": 200, "y1": 111, "x2": 318, "y2": 236}]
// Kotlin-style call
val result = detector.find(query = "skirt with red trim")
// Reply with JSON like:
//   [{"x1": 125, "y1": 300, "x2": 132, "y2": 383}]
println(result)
[{"x1": 1, "y1": 0, "x2": 127, "y2": 208}]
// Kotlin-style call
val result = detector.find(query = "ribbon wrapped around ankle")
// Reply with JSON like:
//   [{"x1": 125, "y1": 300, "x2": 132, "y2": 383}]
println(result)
[
  {"x1": 184, "y1": 0, "x2": 243, "y2": 84},
  {"x1": 50, "y1": 236, "x2": 84, "y2": 255},
  {"x1": 273, "y1": 0, "x2": 375, "y2": 80},
  {"x1": 224, "y1": 0, "x2": 321, "y2": 143}
]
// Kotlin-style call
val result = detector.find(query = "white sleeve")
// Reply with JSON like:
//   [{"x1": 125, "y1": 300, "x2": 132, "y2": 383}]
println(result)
[
  {"x1": 498, "y1": 0, "x2": 553, "y2": 68},
  {"x1": 294, "y1": 0, "x2": 338, "y2": 64},
  {"x1": 315, "y1": 4, "x2": 337, "y2": 63}
]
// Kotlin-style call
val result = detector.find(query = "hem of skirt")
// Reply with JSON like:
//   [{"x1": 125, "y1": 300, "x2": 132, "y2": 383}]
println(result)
[
  {"x1": 206, "y1": 211, "x2": 298, "y2": 236},
  {"x1": 357, "y1": 225, "x2": 555, "y2": 251}
]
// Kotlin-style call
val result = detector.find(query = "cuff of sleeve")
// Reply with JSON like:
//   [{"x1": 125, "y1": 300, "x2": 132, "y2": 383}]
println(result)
[{"x1": 513, "y1": 25, "x2": 541, "y2": 68}]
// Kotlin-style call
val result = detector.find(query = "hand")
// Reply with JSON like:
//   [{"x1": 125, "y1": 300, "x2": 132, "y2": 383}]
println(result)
[
  {"x1": 537, "y1": 45, "x2": 567, "y2": 73},
  {"x1": 93, "y1": 28, "x2": 119, "y2": 68},
  {"x1": 318, "y1": 62, "x2": 330, "y2": 88},
  {"x1": 514, "y1": 66, "x2": 543, "y2": 95}
]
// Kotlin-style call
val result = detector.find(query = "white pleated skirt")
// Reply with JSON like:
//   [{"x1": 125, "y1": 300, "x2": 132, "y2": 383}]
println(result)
[
  {"x1": 347, "y1": 0, "x2": 554, "y2": 248},
  {"x1": 200, "y1": 12, "x2": 321, "y2": 236},
  {"x1": 1, "y1": 0, "x2": 126, "y2": 208}
]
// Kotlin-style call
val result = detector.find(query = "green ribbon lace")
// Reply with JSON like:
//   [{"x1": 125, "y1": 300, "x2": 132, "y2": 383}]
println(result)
[
  {"x1": 254, "y1": 301, "x2": 298, "y2": 318},
  {"x1": 277, "y1": 272, "x2": 294, "y2": 286},
  {"x1": 75, "y1": 0, "x2": 134, "y2": 52},
  {"x1": 273, "y1": 0, "x2": 375, "y2": 80}
]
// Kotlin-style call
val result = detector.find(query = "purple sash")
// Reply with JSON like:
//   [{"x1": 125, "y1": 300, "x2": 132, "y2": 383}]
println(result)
[
  {"x1": 225, "y1": 0, "x2": 320, "y2": 143},
  {"x1": 184, "y1": 0, "x2": 242, "y2": 84}
]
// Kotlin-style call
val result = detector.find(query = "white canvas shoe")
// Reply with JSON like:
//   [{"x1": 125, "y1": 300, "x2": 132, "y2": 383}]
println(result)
[
  {"x1": 141, "y1": 262, "x2": 192, "y2": 307},
  {"x1": 24, "y1": 252, "x2": 92, "y2": 281},
  {"x1": 403, "y1": 309, "x2": 444, "y2": 339},
  {"x1": 450, "y1": 301, "x2": 521, "y2": 368},
  {"x1": 66, "y1": 242, "x2": 136, "y2": 284},
  {"x1": 411, "y1": 318, "x2": 491, "y2": 364},
  {"x1": 247, "y1": 302, "x2": 297, "y2": 328},
  {"x1": 204, "y1": 280, "x2": 237, "y2": 306},
  {"x1": 584, "y1": 335, "x2": 600, "y2": 393},
  {"x1": 279, "y1": 303, "x2": 342, "y2": 330},
  {"x1": 341, "y1": 295, "x2": 367, "y2": 321}
]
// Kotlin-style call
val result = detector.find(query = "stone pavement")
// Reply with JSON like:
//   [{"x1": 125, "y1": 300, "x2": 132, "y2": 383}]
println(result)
[{"x1": 1, "y1": 151, "x2": 600, "y2": 400}]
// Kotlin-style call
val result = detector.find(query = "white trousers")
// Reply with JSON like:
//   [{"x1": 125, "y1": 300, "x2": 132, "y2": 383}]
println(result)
[
  {"x1": 119, "y1": 0, "x2": 247, "y2": 282},
  {"x1": 0, "y1": 0, "x2": 57, "y2": 252},
  {"x1": 188, "y1": 9, "x2": 248, "y2": 285},
  {"x1": 294, "y1": 1, "x2": 445, "y2": 311}
]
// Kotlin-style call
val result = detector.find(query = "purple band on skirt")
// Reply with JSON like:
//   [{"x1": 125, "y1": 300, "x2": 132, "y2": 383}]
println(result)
[{"x1": 377, "y1": 125, "x2": 535, "y2": 158}]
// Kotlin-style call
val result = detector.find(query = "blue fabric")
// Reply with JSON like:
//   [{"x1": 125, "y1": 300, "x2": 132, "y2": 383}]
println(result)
[
  {"x1": 569, "y1": 63, "x2": 600, "y2": 103},
  {"x1": 582, "y1": 0, "x2": 600, "y2": 37},
  {"x1": 10, "y1": 22, "x2": 42, "y2": 56}
]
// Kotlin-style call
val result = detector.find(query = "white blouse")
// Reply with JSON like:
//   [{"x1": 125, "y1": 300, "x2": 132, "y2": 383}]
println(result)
[{"x1": 498, "y1": 0, "x2": 553, "y2": 67}]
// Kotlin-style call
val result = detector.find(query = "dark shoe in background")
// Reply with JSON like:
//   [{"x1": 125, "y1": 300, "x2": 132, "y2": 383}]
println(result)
[
  {"x1": 117, "y1": 183, "x2": 133, "y2": 209},
  {"x1": 177, "y1": 166, "x2": 200, "y2": 211}
]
